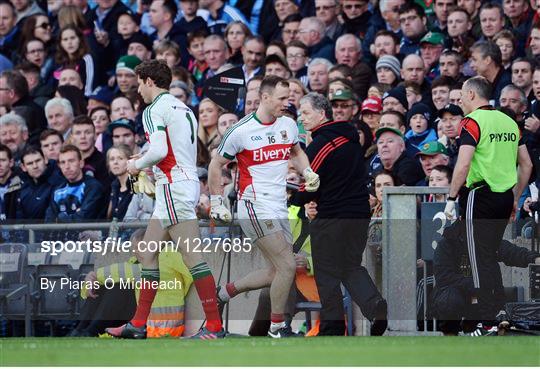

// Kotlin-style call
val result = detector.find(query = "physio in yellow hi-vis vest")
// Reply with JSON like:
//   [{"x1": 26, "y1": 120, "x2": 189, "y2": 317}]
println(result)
[
  {"x1": 81, "y1": 248, "x2": 193, "y2": 338},
  {"x1": 444, "y1": 76, "x2": 532, "y2": 329}
]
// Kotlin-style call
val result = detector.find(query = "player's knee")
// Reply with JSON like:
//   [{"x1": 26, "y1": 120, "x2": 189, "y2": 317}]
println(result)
[{"x1": 276, "y1": 256, "x2": 296, "y2": 278}]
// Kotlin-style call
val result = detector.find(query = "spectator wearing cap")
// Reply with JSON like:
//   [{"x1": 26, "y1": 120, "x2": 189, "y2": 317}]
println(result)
[
  {"x1": 360, "y1": 96, "x2": 382, "y2": 135},
  {"x1": 0, "y1": 112, "x2": 28, "y2": 164},
  {"x1": 398, "y1": 2, "x2": 428, "y2": 56},
  {"x1": 127, "y1": 33, "x2": 153, "y2": 61},
  {"x1": 330, "y1": 89, "x2": 358, "y2": 122},
  {"x1": 87, "y1": 86, "x2": 114, "y2": 112},
  {"x1": 404, "y1": 102, "x2": 437, "y2": 157},
  {"x1": 375, "y1": 127, "x2": 425, "y2": 186},
  {"x1": 415, "y1": 141, "x2": 450, "y2": 184},
  {"x1": 438, "y1": 103, "x2": 463, "y2": 166},
  {"x1": 376, "y1": 55, "x2": 401, "y2": 87},
  {"x1": 382, "y1": 85, "x2": 408, "y2": 114},
  {"x1": 70, "y1": 115, "x2": 111, "y2": 195},
  {"x1": 298, "y1": 17, "x2": 335, "y2": 63},
  {"x1": 308, "y1": 58, "x2": 333, "y2": 95},
  {"x1": 420, "y1": 32, "x2": 446, "y2": 82},
  {"x1": 115, "y1": 55, "x2": 141, "y2": 96},
  {"x1": 335, "y1": 34, "x2": 372, "y2": 100},
  {"x1": 315, "y1": 0, "x2": 344, "y2": 41},
  {"x1": 109, "y1": 117, "x2": 139, "y2": 155},
  {"x1": 264, "y1": 54, "x2": 291, "y2": 78},
  {"x1": 241, "y1": 36, "x2": 265, "y2": 83},
  {"x1": 469, "y1": 40, "x2": 512, "y2": 102}
]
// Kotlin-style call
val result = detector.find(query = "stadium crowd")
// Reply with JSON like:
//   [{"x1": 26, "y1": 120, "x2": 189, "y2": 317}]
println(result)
[{"x1": 2, "y1": 0, "x2": 540, "y2": 337}]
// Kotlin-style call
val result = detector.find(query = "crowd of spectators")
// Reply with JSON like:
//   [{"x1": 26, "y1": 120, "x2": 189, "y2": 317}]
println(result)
[{"x1": 1, "y1": 0, "x2": 540, "y2": 236}]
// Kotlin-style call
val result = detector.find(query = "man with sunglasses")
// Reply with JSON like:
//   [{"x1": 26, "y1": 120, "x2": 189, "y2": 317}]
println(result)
[
  {"x1": 341, "y1": 0, "x2": 372, "y2": 38},
  {"x1": 330, "y1": 89, "x2": 358, "y2": 122}
]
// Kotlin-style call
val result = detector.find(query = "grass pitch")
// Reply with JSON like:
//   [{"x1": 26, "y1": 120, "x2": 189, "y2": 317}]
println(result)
[{"x1": 1, "y1": 336, "x2": 539, "y2": 366}]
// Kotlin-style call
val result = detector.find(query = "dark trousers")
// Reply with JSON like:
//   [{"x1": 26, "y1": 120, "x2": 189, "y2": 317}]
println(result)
[
  {"x1": 433, "y1": 285, "x2": 478, "y2": 334},
  {"x1": 75, "y1": 286, "x2": 136, "y2": 336},
  {"x1": 458, "y1": 186, "x2": 513, "y2": 321},
  {"x1": 310, "y1": 218, "x2": 382, "y2": 335}
]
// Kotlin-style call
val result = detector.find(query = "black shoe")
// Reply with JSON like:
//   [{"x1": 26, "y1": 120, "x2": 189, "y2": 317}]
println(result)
[
  {"x1": 268, "y1": 324, "x2": 301, "y2": 338},
  {"x1": 469, "y1": 323, "x2": 498, "y2": 336},
  {"x1": 370, "y1": 299, "x2": 388, "y2": 336},
  {"x1": 105, "y1": 322, "x2": 147, "y2": 339}
]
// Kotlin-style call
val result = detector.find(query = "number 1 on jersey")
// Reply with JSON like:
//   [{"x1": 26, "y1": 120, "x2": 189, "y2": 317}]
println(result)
[{"x1": 186, "y1": 113, "x2": 195, "y2": 144}]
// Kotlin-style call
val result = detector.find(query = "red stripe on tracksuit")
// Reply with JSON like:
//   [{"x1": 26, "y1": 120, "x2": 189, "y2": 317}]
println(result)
[{"x1": 311, "y1": 137, "x2": 349, "y2": 173}]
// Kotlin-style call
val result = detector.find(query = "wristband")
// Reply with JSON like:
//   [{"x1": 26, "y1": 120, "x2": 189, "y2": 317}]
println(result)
[{"x1": 447, "y1": 196, "x2": 457, "y2": 201}]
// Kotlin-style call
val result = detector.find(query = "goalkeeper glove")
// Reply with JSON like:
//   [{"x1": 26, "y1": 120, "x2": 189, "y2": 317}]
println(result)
[
  {"x1": 303, "y1": 167, "x2": 320, "y2": 192},
  {"x1": 210, "y1": 195, "x2": 232, "y2": 223}
]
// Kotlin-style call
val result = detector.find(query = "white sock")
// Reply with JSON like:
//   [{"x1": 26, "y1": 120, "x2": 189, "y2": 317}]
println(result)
[
  {"x1": 218, "y1": 286, "x2": 230, "y2": 302},
  {"x1": 270, "y1": 321, "x2": 286, "y2": 332}
]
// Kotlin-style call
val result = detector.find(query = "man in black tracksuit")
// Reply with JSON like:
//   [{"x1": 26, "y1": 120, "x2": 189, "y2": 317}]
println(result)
[
  {"x1": 295, "y1": 92, "x2": 387, "y2": 336},
  {"x1": 433, "y1": 222, "x2": 540, "y2": 335}
]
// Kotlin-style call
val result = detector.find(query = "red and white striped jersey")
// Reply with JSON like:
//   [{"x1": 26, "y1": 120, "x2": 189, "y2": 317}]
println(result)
[
  {"x1": 217, "y1": 112, "x2": 299, "y2": 202},
  {"x1": 142, "y1": 92, "x2": 198, "y2": 185}
]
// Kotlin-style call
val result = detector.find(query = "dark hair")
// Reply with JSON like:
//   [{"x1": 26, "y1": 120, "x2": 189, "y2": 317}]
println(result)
[
  {"x1": 55, "y1": 25, "x2": 91, "y2": 65},
  {"x1": 14, "y1": 60, "x2": 40, "y2": 75},
  {"x1": 161, "y1": 0, "x2": 178, "y2": 20},
  {"x1": 283, "y1": 13, "x2": 302, "y2": 25},
  {"x1": 286, "y1": 40, "x2": 308, "y2": 55},
  {"x1": 374, "y1": 30, "x2": 399, "y2": 45},
  {"x1": 328, "y1": 64, "x2": 353, "y2": 79},
  {"x1": 464, "y1": 76, "x2": 492, "y2": 101},
  {"x1": 512, "y1": 57, "x2": 536, "y2": 71},
  {"x1": 40, "y1": 128, "x2": 64, "y2": 143},
  {"x1": 448, "y1": 6, "x2": 470, "y2": 20},
  {"x1": 56, "y1": 85, "x2": 87, "y2": 116},
  {"x1": 19, "y1": 11, "x2": 43, "y2": 49},
  {"x1": 21, "y1": 146, "x2": 44, "y2": 164},
  {"x1": 398, "y1": 2, "x2": 426, "y2": 17},
  {"x1": 450, "y1": 82, "x2": 463, "y2": 90},
  {"x1": 431, "y1": 76, "x2": 455, "y2": 91},
  {"x1": 374, "y1": 169, "x2": 397, "y2": 185},
  {"x1": 471, "y1": 40, "x2": 502, "y2": 67},
  {"x1": 21, "y1": 37, "x2": 46, "y2": 62},
  {"x1": 72, "y1": 114, "x2": 94, "y2": 130},
  {"x1": 267, "y1": 40, "x2": 286, "y2": 56},
  {"x1": 328, "y1": 77, "x2": 354, "y2": 91},
  {"x1": 187, "y1": 29, "x2": 209, "y2": 46},
  {"x1": 59, "y1": 144, "x2": 82, "y2": 160},
  {"x1": 134, "y1": 60, "x2": 172, "y2": 89},
  {"x1": 0, "y1": 70, "x2": 29, "y2": 98},
  {"x1": 243, "y1": 35, "x2": 265, "y2": 48},
  {"x1": 0, "y1": 143, "x2": 12, "y2": 160},
  {"x1": 259, "y1": 75, "x2": 289, "y2": 97},
  {"x1": 479, "y1": 1, "x2": 504, "y2": 19},
  {"x1": 381, "y1": 110, "x2": 406, "y2": 127},
  {"x1": 431, "y1": 164, "x2": 453, "y2": 182},
  {"x1": 89, "y1": 106, "x2": 111, "y2": 119},
  {"x1": 441, "y1": 49, "x2": 464, "y2": 64}
]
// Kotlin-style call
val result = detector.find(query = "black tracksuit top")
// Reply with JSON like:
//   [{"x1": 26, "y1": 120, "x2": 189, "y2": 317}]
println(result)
[{"x1": 295, "y1": 120, "x2": 370, "y2": 219}]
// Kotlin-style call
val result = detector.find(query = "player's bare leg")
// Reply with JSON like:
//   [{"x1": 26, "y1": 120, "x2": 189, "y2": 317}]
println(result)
[
  {"x1": 218, "y1": 231, "x2": 296, "y2": 336},
  {"x1": 168, "y1": 219, "x2": 224, "y2": 337},
  {"x1": 106, "y1": 218, "x2": 167, "y2": 338}
]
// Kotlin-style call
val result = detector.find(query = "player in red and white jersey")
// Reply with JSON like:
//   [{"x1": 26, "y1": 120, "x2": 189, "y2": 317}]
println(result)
[
  {"x1": 106, "y1": 60, "x2": 224, "y2": 340},
  {"x1": 208, "y1": 76, "x2": 320, "y2": 338}
]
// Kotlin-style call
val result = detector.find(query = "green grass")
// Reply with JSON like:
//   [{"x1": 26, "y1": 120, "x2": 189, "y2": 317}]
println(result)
[{"x1": 0, "y1": 336, "x2": 539, "y2": 366}]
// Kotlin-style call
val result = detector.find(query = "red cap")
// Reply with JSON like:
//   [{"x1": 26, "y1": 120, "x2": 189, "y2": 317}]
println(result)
[{"x1": 361, "y1": 96, "x2": 382, "y2": 114}]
